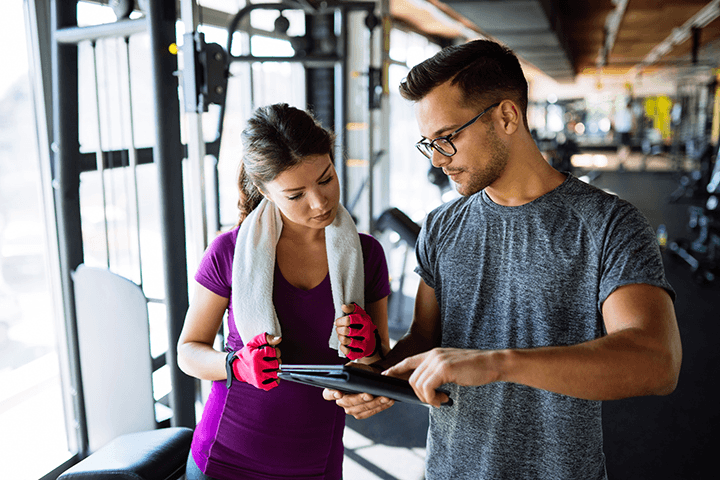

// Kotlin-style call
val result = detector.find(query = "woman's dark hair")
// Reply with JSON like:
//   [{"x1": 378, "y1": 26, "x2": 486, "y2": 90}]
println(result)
[
  {"x1": 399, "y1": 40, "x2": 529, "y2": 129},
  {"x1": 237, "y1": 103, "x2": 336, "y2": 224}
]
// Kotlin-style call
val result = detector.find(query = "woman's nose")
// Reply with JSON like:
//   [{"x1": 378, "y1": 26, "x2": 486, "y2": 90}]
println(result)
[{"x1": 309, "y1": 189, "x2": 328, "y2": 209}]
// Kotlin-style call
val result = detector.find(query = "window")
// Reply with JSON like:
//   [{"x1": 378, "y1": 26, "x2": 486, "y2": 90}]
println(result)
[{"x1": 0, "y1": 2, "x2": 71, "y2": 477}]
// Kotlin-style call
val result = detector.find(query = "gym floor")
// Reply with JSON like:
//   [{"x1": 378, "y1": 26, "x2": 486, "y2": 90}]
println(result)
[{"x1": 344, "y1": 156, "x2": 719, "y2": 479}]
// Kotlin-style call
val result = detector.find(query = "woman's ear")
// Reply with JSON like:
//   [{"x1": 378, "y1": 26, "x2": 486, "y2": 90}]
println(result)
[{"x1": 255, "y1": 184, "x2": 272, "y2": 203}]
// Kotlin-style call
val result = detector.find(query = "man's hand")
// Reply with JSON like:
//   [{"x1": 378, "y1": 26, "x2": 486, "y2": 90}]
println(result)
[
  {"x1": 322, "y1": 389, "x2": 395, "y2": 419},
  {"x1": 384, "y1": 348, "x2": 499, "y2": 407}
]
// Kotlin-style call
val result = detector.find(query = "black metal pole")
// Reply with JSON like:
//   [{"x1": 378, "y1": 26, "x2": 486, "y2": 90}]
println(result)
[
  {"x1": 692, "y1": 27, "x2": 701, "y2": 65},
  {"x1": 338, "y1": 7, "x2": 349, "y2": 206},
  {"x1": 50, "y1": 0, "x2": 88, "y2": 458},
  {"x1": 146, "y1": 0, "x2": 195, "y2": 428}
]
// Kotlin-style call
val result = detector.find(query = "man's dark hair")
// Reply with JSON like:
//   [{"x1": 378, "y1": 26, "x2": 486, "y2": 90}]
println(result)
[{"x1": 399, "y1": 39, "x2": 529, "y2": 129}]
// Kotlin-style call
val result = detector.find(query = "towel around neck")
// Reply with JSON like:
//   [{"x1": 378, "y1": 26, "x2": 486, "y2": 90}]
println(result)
[{"x1": 231, "y1": 198, "x2": 365, "y2": 356}]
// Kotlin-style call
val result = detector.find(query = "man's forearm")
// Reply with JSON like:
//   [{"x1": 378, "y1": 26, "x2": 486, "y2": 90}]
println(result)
[
  {"x1": 496, "y1": 328, "x2": 680, "y2": 401},
  {"x1": 498, "y1": 285, "x2": 682, "y2": 401}
]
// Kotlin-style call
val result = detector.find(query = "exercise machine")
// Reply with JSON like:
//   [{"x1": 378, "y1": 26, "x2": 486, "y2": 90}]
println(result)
[{"x1": 668, "y1": 142, "x2": 720, "y2": 285}]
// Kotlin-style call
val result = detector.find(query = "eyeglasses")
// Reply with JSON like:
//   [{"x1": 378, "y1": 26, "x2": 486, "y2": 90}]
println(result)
[{"x1": 415, "y1": 102, "x2": 500, "y2": 159}]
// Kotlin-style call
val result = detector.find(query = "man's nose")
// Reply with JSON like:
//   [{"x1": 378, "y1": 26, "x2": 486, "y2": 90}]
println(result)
[{"x1": 431, "y1": 150, "x2": 451, "y2": 168}]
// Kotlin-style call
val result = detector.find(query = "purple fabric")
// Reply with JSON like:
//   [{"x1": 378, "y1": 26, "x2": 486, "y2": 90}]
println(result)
[{"x1": 190, "y1": 229, "x2": 390, "y2": 479}]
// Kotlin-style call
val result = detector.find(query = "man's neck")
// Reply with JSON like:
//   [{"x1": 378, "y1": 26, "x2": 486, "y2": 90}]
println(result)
[{"x1": 485, "y1": 149, "x2": 567, "y2": 207}]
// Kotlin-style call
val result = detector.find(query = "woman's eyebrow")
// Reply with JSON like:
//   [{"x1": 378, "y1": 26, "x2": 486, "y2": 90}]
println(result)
[
  {"x1": 282, "y1": 163, "x2": 333, "y2": 193},
  {"x1": 316, "y1": 163, "x2": 333, "y2": 180}
]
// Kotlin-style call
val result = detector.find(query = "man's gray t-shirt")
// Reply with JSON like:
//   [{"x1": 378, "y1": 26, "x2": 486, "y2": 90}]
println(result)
[{"x1": 414, "y1": 174, "x2": 674, "y2": 480}]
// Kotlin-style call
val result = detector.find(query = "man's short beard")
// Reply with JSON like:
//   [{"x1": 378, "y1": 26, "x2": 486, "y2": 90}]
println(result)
[{"x1": 457, "y1": 123, "x2": 509, "y2": 197}]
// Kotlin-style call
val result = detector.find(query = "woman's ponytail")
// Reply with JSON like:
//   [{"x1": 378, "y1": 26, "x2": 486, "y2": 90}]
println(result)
[{"x1": 237, "y1": 162, "x2": 263, "y2": 226}]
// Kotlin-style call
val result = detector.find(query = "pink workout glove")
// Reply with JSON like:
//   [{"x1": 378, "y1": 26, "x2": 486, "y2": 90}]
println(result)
[
  {"x1": 344, "y1": 303, "x2": 380, "y2": 360},
  {"x1": 226, "y1": 333, "x2": 280, "y2": 391}
]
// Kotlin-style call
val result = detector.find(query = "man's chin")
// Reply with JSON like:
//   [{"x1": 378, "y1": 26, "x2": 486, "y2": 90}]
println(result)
[{"x1": 455, "y1": 183, "x2": 481, "y2": 197}]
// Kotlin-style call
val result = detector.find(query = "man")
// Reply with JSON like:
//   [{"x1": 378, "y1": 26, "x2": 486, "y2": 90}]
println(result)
[{"x1": 325, "y1": 39, "x2": 681, "y2": 479}]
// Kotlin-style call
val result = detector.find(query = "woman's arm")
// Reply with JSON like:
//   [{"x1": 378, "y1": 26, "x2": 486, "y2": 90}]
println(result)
[{"x1": 177, "y1": 282, "x2": 229, "y2": 381}]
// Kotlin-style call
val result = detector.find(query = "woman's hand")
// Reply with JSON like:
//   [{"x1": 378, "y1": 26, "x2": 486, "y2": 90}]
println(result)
[
  {"x1": 322, "y1": 389, "x2": 395, "y2": 419},
  {"x1": 229, "y1": 333, "x2": 282, "y2": 391},
  {"x1": 335, "y1": 303, "x2": 379, "y2": 360},
  {"x1": 322, "y1": 361, "x2": 394, "y2": 418}
]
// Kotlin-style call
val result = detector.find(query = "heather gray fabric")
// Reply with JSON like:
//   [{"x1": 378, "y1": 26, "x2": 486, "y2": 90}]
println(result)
[{"x1": 415, "y1": 174, "x2": 674, "y2": 480}]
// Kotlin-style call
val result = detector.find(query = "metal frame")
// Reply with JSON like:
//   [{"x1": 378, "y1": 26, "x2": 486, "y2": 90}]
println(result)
[
  {"x1": 50, "y1": 0, "x2": 89, "y2": 457},
  {"x1": 218, "y1": 0, "x2": 378, "y2": 209},
  {"x1": 145, "y1": 0, "x2": 195, "y2": 429}
]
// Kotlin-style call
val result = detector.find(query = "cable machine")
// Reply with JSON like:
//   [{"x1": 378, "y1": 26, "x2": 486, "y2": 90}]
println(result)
[
  {"x1": 196, "y1": 0, "x2": 387, "y2": 231},
  {"x1": 43, "y1": 0, "x2": 194, "y2": 460}
]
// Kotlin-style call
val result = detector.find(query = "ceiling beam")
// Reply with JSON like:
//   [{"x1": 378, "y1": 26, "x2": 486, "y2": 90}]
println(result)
[
  {"x1": 596, "y1": 0, "x2": 629, "y2": 68},
  {"x1": 636, "y1": 0, "x2": 720, "y2": 71}
]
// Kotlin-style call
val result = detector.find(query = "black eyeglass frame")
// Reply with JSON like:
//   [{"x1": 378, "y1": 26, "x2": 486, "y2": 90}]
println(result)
[{"x1": 415, "y1": 102, "x2": 501, "y2": 159}]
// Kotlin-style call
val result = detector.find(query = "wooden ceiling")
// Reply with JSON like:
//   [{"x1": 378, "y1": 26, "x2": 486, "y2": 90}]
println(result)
[
  {"x1": 608, "y1": 0, "x2": 720, "y2": 72},
  {"x1": 390, "y1": 0, "x2": 720, "y2": 81}
]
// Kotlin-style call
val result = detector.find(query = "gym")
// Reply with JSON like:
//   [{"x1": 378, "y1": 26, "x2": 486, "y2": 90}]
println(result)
[{"x1": 1, "y1": 1, "x2": 718, "y2": 478}]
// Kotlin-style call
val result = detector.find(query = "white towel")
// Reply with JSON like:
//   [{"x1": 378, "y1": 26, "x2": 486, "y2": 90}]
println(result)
[{"x1": 231, "y1": 198, "x2": 364, "y2": 355}]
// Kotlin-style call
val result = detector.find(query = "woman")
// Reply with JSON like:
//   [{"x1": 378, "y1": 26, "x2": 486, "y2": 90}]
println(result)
[{"x1": 178, "y1": 103, "x2": 391, "y2": 480}]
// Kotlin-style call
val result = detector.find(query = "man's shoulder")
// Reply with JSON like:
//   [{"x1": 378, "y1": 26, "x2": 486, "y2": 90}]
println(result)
[
  {"x1": 424, "y1": 195, "x2": 473, "y2": 226},
  {"x1": 556, "y1": 175, "x2": 633, "y2": 219}
]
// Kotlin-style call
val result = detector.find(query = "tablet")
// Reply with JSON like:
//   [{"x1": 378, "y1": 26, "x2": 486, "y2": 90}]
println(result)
[{"x1": 277, "y1": 364, "x2": 452, "y2": 406}]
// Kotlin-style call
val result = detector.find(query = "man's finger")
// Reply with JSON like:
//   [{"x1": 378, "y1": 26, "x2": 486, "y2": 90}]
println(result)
[
  {"x1": 383, "y1": 354, "x2": 423, "y2": 377},
  {"x1": 348, "y1": 399, "x2": 395, "y2": 419}
]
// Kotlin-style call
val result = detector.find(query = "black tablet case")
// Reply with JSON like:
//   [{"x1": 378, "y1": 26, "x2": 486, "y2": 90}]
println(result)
[{"x1": 277, "y1": 364, "x2": 439, "y2": 406}]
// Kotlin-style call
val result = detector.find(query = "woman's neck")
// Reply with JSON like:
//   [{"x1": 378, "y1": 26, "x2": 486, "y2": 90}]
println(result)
[{"x1": 278, "y1": 212, "x2": 326, "y2": 246}]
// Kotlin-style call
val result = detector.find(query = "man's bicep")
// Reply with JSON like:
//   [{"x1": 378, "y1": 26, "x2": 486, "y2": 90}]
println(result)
[
  {"x1": 378, "y1": 279, "x2": 441, "y2": 369},
  {"x1": 602, "y1": 283, "x2": 681, "y2": 355},
  {"x1": 409, "y1": 279, "x2": 442, "y2": 347},
  {"x1": 601, "y1": 283, "x2": 682, "y2": 394}
]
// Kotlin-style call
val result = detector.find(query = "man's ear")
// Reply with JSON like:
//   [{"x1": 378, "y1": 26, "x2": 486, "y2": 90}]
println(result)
[{"x1": 499, "y1": 100, "x2": 520, "y2": 135}]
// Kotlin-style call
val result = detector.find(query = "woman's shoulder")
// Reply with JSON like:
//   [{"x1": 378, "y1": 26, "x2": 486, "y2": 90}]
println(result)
[
  {"x1": 194, "y1": 227, "x2": 239, "y2": 293},
  {"x1": 358, "y1": 232, "x2": 387, "y2": 265},
  {"x1": 198, "y1": 227, "x2": 239, "y2": 276},
  {"x1": 207, "y1": 227, "x2": 239, "y2": 254},
  {"x1": 358, "y1": 232, "x2": 383, "y2": 253}
]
